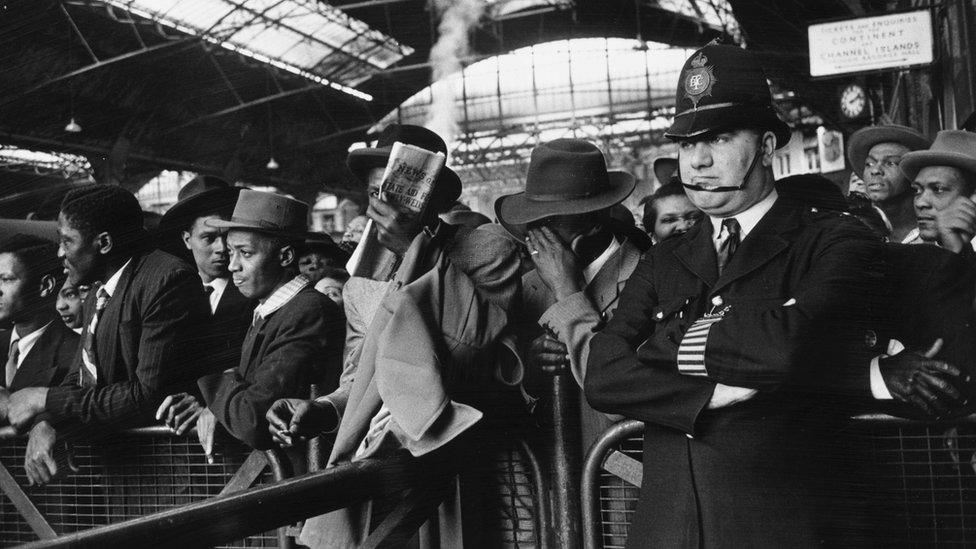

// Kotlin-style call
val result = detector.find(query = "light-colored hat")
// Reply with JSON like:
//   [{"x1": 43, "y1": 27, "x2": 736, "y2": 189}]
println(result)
[
  {"x1": 207, "y1": 189, "x2": 310, "y2": 238},
  {"x1": 900, "y1": 130, "x2": 976, "y2": 182},
  {"x1": 847, "y1": 125, "x2": 930, "y2": 176}
]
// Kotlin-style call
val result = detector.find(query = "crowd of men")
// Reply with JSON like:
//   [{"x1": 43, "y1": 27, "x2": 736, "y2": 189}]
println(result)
[{"x1": 0, "y1": 41, "x2": 974, "y2": 548}]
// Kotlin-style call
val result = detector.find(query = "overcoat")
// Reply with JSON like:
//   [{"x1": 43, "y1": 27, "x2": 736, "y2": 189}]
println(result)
[{"x1": 586, "y1": 198, "x2": 889, "y2": 548}]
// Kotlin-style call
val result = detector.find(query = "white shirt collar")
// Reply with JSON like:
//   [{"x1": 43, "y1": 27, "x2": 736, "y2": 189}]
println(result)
[
  {"x1": 9, "y1": 321, "x2": 52, "y2": 368},
  {"x1": 253, "y1": 275, "x2": 310, "y2": 322},
  {"x1": 583, "y1": 236, "x2": 621, "y2": 285},
  {"x1": 101, "y1": 258, "x2": 133, "y2": 298},
  {"x1": 202, "y1": 276, "x2": 229, "y2": 315},
  {"x1": 709, "y1": 189, "x2": 779, "y2": 243}
]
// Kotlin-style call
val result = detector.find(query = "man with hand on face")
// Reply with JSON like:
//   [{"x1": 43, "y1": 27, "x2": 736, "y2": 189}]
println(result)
[
  {"x1": 848, "y1": 124, "x2": 931, "y2": 243},
  {"x1": 495, "y1": 138, "x2": 642, "y2": 446},
  {"x1": 6, "y1": 185, "x2": 211, "y2": 486},
  {"x1": 195, "y1": 190, "x2": 344, "y2": 454},
  {"x1": 154, "y1": 176, "x2": 255, "y2": 436},
  {"x1": 0, "y1": 236, "x2": 78, "y2": 402},
  {"x1": 902, "y1": 130, "x2": 976, "y2": 254},
  {"x1": 584, "y1": 43, "x2": 929, "y2": 547}
]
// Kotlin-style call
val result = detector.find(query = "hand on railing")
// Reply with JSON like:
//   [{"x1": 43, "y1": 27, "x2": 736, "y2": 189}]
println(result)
[
  {"x1": 155, "y1": 392, "x2": 205, "y2": 435},
  {"x1": 24, "y1": 420, "x2": 72, "y2": 486},
  {"x1": 880, "y1": 339, "x2": 968, "y2": 418},
  {"x1": 266, "y1": 398, "x2": 337, "y2": 448},
  {"x1": 527, "y1": 333, "x2": 570, "y2": 375}
]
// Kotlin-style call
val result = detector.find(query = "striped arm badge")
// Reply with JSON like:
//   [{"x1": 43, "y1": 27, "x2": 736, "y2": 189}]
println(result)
[{"x1": 677, "y1": 304, "x2": 730, "y2": 376}]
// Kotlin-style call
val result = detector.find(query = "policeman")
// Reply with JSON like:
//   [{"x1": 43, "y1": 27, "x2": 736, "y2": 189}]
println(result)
[{"x1": 584, "y1": 43, "x2": 948, "y2": 547}]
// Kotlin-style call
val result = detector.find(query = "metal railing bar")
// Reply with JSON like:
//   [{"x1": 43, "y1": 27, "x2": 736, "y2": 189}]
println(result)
[
  {"x1": 19, "y1": 451, "x2": 450, "y2": 548},
  {"x1": 0, "y1": 461, "x2": 58, "y2": 540}
]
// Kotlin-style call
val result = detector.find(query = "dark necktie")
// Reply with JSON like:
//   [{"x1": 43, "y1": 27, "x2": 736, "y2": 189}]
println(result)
[
  {"x1": 716, "y1": 218, "x2": 741, "y2": 276},
  {"x1": 79, "y1": 287, "x2": 109, "y2": 387}
]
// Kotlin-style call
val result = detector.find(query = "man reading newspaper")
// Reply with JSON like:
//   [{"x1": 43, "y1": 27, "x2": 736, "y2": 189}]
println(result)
[{"x1": 266, "y1": 125, "x2": 525, "y2": 547}]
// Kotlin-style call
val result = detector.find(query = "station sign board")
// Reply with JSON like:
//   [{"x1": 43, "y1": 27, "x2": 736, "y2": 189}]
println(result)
[{"x1": 808, "y1": 9, "x2": 933, "y2": 77}]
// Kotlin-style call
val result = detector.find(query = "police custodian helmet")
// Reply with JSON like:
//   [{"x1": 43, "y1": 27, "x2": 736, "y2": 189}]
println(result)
[{"x1": 665, "y1": 43, "x2": 792, "y2": 149}]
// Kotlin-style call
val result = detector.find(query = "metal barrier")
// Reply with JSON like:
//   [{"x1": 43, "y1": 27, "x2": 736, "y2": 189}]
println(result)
[
  {"x1": 0, "y1": 426, "x2": 294, "y2": 548},
  {"x1": 581, "y1": 415, "x2": 976, "y2": 549}
]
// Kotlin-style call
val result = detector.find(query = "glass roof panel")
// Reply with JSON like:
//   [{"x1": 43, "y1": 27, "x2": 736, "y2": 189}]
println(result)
[
  {"x1": 104, "y1": 0, "x2": 413, "y2": 95},
  {"x1": 485, "y1": 0, "x2": 574, "y2": 19}
]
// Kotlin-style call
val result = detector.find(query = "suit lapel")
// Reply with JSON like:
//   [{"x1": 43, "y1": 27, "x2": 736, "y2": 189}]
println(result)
[
  {"x1": 711, "y1": 199, "x2": 798, "y2": 295},
  {"x1": 587, "y1": 239, "x2": 642, "y2": 315},
  {"x1": 673, "y1": 222, "x2": 719, "y2": 288},
  {"x1": 240, "y1": 317, "x2": 265, "y2": 377},
  {"x1": 11, "y1": 322, "x2": 58, "y2": 388},
  {"x1": 97, "y1": 255, "x2": 139, "y2": 381}
]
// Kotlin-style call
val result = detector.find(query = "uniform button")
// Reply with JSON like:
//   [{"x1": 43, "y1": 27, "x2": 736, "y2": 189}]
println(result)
[
  {"x1": 686, "y1": 433, "x2": 694, "y2": 439},
  {"x1": 711, "y1": 295, "x2": 723, "y2": 307},
  {"x1": 864, "y1": 330, "x2": 878, "y2": 349},
  {"x1": 655, "y1": 311, "x2": 664, "y2": 320},
  {"x1": 810, "y1": 207, "x2": 818, "y2": 213}
]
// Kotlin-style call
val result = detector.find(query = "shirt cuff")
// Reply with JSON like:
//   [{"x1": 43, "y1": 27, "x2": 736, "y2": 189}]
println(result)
[{"x1": 870, "y1": 356, "x2": 894, "y2": 400}]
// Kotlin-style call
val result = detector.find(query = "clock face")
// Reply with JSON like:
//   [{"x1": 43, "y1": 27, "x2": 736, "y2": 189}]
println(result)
[{"x1": 840, "y1": 84, "x2": 866, "y2": 119}]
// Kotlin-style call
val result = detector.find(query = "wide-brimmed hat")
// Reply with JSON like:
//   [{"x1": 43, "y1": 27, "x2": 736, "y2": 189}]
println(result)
[
  {"x1": 207, "y1": 189, "x2": 310, "y2": 238},
  {"x1": 346, "y1": 124, "x2": 461, "y2": 207},
  {"x1": 653, "y1": 156, "x2": 679, "y2": 185},
  {"x1": 303, "y1": 232, "x2": 351, "y2": 263},
  {"x1": 159, "y1": 175, "x2": 242, "y2": 234},
  {"x1": 847, "y1": 125, "x2": 930, "y2": 176},
  {"x1": 900, "y1": 130, "x2": 976, "y2": 182},
  {"x1": 665, "y1": 44, "x2": 791, "y2": 148},
  {"x1": 494, "y1": 138, "x2": 636, "y2": 238}
]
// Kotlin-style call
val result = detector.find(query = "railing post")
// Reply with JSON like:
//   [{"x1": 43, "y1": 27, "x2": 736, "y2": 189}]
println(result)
[{"x1": 547, "y1": 373, "x2": 582, "y2": 548}]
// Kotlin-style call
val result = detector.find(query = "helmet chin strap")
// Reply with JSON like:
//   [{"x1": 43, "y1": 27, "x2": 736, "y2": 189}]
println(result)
[{"x1": 681, "y1": 148, "x2": 764, "y2": 194}]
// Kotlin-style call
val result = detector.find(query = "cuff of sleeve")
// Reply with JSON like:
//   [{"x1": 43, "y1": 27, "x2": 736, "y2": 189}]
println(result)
[
  {"x1": 44, "y1": 386, "x2": 70, "y2": 422},
  {"x1": 870, "y1": 356, "x2": 894, "y2": 400},
  {"x1": 315, "y1": 397, "x2": 342, "y2": 434},
  {"x1": 678, "y1": 315, "x2": 724, "y2": 377},
  {"x1": 539, "y1": 291, "x2": 597, "y2": 337}
]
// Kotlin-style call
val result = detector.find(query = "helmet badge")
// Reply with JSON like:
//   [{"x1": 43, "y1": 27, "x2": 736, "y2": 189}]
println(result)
[{"x1": 683, "y1": 53, "x2": 717, "y2": 110}]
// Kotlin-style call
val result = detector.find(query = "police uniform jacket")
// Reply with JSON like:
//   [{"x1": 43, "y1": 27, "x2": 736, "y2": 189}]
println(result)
[{"x1": 585, "y1": 197, "x2": 888, "y2": 548}]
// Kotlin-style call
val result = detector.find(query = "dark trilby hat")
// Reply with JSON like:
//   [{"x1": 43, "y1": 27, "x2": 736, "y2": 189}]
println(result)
[
  {"x1": 847, "y1": 125, "x2": 931, "y2": 176},
  {"x1": 665, "y1": 44, "x2": 791, "y2": 148},
  {"x1": 159, "y1": 175, "x2": 242, "y2": 234},
  {"x1": 303, "y1": 232, "x2": 351, "y2": 264},
  {"x1": 900, "y1": 130, "x2": 976, "y2": 182},
  {"x1": 653, "y1": 156, "x2": 679, "y2": 185},
  {"x1": 346, "y1": 124, "x2": 461, "y2": 207},
  {"x1": 494, "y1": 138, "x2": 636, "y2": 238},
  {"x1": 207, "y1": 189, "x2": 310, "y2": 238}
]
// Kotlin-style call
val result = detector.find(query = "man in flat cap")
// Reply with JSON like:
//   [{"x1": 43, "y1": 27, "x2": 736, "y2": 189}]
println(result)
[
  {"x1": 848, "y1": 124, "x2": 931, "y2": 243},
  {"x1": 584, "y1": 43, "x2": 936, "y2": 547}
]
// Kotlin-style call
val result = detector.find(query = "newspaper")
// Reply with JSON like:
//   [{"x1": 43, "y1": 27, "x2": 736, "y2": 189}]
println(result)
[{"x1": 346, "y1": 141, "x2": 446, "y2": 280}]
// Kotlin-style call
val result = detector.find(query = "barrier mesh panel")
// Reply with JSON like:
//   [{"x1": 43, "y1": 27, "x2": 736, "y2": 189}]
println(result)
[
  {"x1": 0, "y1": 433, "x2": 280, "y2": 548},
  {"x1": 596, "y1": 425, "x2": 976, "y2": 548}
]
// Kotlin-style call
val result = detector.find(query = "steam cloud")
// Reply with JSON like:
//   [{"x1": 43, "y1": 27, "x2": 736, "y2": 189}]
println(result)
[{"x1": 425, "y1": 0, "x2": 484, "y2": 144}]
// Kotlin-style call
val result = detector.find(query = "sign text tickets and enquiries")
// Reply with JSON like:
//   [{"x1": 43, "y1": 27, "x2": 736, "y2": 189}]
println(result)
[{"x1": 808, "y1": 10, "x2": 934, "y2": 77}]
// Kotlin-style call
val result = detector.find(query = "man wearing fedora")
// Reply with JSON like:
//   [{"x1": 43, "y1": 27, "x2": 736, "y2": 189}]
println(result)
[
  {"x1": 848, "y1": 124, "x2": 931, "y2": 243},
  {"x1": 154, "y1": 176, "x2": 256, "y2": 435},
  {"x1": 190, "y1": 190, "x2": 344, "y2": 453},
  {"x1": 7, "y1": 185, "x2": 211, "y2": 486},
  {"x1": 584, "y1": 43, "x2": 917, "y2": 546},
  {"x1": 902, "y1": 130, "x2": 976, "y2": 253},
  {"x1": 495, "y1": 138, "x2": 642, "y2": 446}
]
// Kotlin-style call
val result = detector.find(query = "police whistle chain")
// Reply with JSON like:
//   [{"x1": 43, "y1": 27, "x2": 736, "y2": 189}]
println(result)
[{"x1": 681, "y1": 148, "x2": 763, "y2": 194}]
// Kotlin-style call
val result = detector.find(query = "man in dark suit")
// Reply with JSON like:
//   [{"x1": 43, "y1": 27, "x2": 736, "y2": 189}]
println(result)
[
  {"x1": 2, "y1": 185, "x2": 211, "y2": 486},
  {"x1": 584, "y1": 44, "x2": 962, "y2": 547},
  {"x1": 0, "y1": 235, "x2": 78, "y2": 396},
  {"x1": 154, "y1": 176, "x2": 256, "y2": 435},
  {"x1": 196, "y1": 190, "x2": 344, "y2": 452}
]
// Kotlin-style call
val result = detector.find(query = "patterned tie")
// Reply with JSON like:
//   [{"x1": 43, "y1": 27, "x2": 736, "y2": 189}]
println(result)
[
  {"x1": 5, "y1": 340, "x2": 20, "y2": 388},
  {"x1": 79, "y1": 287, "x2": 109, "y2": 387},
  {"x1": 716, "y1": 218, "x2": 741, "y2": 276}
]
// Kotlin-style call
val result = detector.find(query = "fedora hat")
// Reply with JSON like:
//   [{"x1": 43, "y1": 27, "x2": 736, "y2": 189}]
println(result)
[
  {"x1": 207, "y1": 189, "x2": 310, "y2": 238},
  {"x1": 653, "y1": 156, "x2": 679, "y2": 185},
  {"x1": 900, "y1": 130, "x2": 976, "y2": 182},
  {"x1": 346, "y1": 124, "x2": 461, "y2": 207},
  {"x1": 847, "y1": 125, "x2": 930, "y2": 176},
  {"x1": 665, "y1": 44, "x2": 791, "y2": 148},
  {"x1": 494, "y1": 139, "x2": 636, "y2": 238},
  {"x1": 159, "y1": 175, "x2": 242, "y2": 234},
  {"x1": 303, "y1": 232, "x2": 351, "y2": 264}
]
